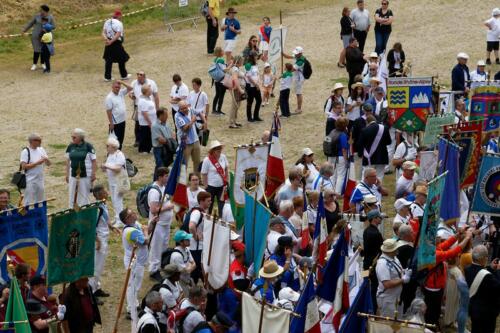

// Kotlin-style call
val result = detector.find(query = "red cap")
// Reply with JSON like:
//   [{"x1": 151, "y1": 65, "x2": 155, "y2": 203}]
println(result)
[
  {"x1": 113, "y1": 10, "x2": 122, "y2": 18},
  {"x1": 232, "y1": 241, "x2": 245, "y2": 253}
]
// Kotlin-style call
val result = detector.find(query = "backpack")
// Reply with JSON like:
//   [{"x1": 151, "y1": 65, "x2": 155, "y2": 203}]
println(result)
[
  {"x1": 161, "y1": 248, "x2": 183, "y2": 268},
  {"x1": 323, "y1": 96, "x2": 334, "y2": 113},
  {"x1": 323, "y1": 129, "x2": 342, "y2": 157},
  {"x1": 200, "y1": 0, "x2": 209, "y2": 17},
  {"x1": 302, "y1": 58, "x2": 312, "y2": 79},
  {"x1": 208, "y1": 63, "x2": 225, "y2": 82},
  {"x1": 126, "y1": 158, "x2": 138, "y2": 177},
  {"x1": 167, "y1": 306, "x2": 196, "y2": 333},
  {"x1": 140, "y1": 282, "x2": 172, "y2": 310},
  {"x1": 180, "y1": 207, "x2": 203, "y2": 232},
  {"x1": 136, "y1": 184, "x2": 162, "y2": 218}
]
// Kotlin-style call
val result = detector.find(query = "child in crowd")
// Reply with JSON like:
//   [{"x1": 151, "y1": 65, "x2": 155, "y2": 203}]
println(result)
[
  {"x1": 258, "y1": 16, "x2": 272, "y2": 62},
  {"x1": 261, "y1": 63, "x2": 275, "y2": 106},
  {"x1": 279, "y1": 63, "x2": 294, "y2": 118},
  {"x1": 40, "y1": 20, "x2": 54, "y2": 74}
]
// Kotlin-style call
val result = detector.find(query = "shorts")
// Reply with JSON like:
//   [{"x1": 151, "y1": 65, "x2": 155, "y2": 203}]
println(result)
[
  {"x1": 294, "y1": 79, "x2": 304, "y2": 95},
  {"x1": 260, "y1": 40, "x2": 269, "y2": 51},
  {"x1": 224, "y1": 39, "x2": 237, "y2": 53},
  {"x1": 487, "y1": 41, "x2": 499, "y2": 51}
]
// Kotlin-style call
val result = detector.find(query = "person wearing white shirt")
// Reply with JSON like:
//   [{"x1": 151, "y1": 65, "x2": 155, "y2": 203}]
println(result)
[
  {"x1": 170, "y1": 74, "x2": 190, "y2": 121},
  {"x1": 105, "y1": 80, "x2": 132, "y2": 149},
  {"x1": 171, "y1": 230, "x2": 197, "y2": 295},
  {"x1": 147, "y1": 167, "x2": 175, "y2": 281},
  {"x1": 159, "y1": 264, "x2": 183, "y2": 310},
  {"x1": 311, "y1": 162, "x2": 335, "y2": 192},
  {"x1": 179, "y1": 286, "x2": 207, "y2": 333},
  {"x1": 395, "y1": 161, "x2": 417, "y2": 200},
  {"x1": 186, "y1": 173, "x2": 205, "y2": 209},
  {"x1": 484, "y1": 8, "x2": 500, "y2": 65},
  {"x1": 137, "y1": 84, "x2": 157, "y2": 153},
  {"x1": 100, "y1": 137, "x2": 126, "y2": 225},
  {"x1": 454, "y1": 98, "x2": 467, "y2": 124},
  {"x1": 410, "y1": 186, "x2": 427, "y2": 219},
  {"x1": 131, "y1": 72, "x2": 159, "y2": 146},
  {"x1": 295, "y1": 148, "x2": 319, "y2": 191},
  {"x1": 187, "y1": 78, "x2": 209, "y2": 144},
  {"x1": 20, "y1": 133, "x2": 50, "y2": 205},
  {"x1": 189, "y1": 192, "x2": 212, "y2": 284},
  {"x1": 265, "y1": 218, "x2": 286, "y2": 259},
  {"x1": 393, "y1": 198, "x2": 412, "y2": 228},
  {"x1": 436, "y1": 219, "x2": 457, "y2": 242},
  {"x1": 201, "y1": 140, "x2": 229, "y2": 213},
  {"x1": 470, "y1": 60, "x2": 488, "y2": 89},
  {"x1": 102, "y1": 10, "x2": 130, "y2": 81},
  {"x1": 392, "y1": 132, "x2": 418, "y2": 179}
]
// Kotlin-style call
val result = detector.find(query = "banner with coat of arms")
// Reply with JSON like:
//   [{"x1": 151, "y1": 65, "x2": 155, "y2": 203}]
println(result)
[
  {"x1": 471, "y1": 154, "x2": 500, "y2": 216},
  {"x1": 470, "y1": 84, "x2": 500, "y2": 132},
  {"x1": 387, "y1": 77, "x2": 433, "y2": 132},
  {"x1": 47, "y1": 204, "x2": 98, "y2": 286},
  {"x1": 0, "y1": 202, "x2": 48, "y2": 284}
]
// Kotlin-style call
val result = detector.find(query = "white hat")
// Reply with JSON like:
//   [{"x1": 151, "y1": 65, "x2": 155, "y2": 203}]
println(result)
[
  {"x1": 363, "y1": 194, "x2": 378, "y2": 204},
  {"x1": 264, "y1": 62, "x2": 271, "y2": 68},
  {"x1": 278, "y1": 287, "x2": 300, "y2": 302},
  {"x1": 394, "y1": 198, "x2": 412, "y2": 211},
  {"x1": 208, "y1": 140, "x2": 224, "y2": 151},
  {"x1": 369, "y1": 51, "x2": 379, "y2": 58},
  {"x1": 380, "y1": 238, "x2": 402, "y2": 253},
  {"x1": 292, "y1": 46, "x2": 304, "y2": 55},
  {"x1": 402, "y1": 161, "x2": 417, "y2": 170},
  {"x1": 302, "y1": 147, "x2": 314, "y2": 156},
  {"x1": 457, "y1": 52, "x2": 469, "y2": 60},
  {"x1": 230, "y1": 230, "x2": 241, "y2": 241},
  {"x1": 492, "y1": 8, "x2": 500, "y2": 16},
  {"x1": 333, "y1": 82, "x2": 345, "y2": 91},
  {"x1": 477, "y1": 60, "x2": 486, "y2": 66}
]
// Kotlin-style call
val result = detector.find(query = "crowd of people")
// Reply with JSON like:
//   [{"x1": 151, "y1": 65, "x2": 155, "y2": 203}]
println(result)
[{"x1": 5, "y1": 1, "x2": 500, "y2": 333}]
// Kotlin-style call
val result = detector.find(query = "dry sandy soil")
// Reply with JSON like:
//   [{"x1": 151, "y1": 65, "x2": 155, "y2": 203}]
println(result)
[{"x1": 0, "y1": 0, "x2": 499, "y2": 331}]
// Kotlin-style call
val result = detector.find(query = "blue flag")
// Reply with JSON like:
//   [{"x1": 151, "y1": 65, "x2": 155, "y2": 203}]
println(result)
[
  {"x1": 165, "y1": 145, "x2": 185, "y2": 196},
  {"x1": 438, "y1": 138, "x2": 460, "y2": 223},
  {"x1": 471, "y1": 154, "x2": 500, "y2": 216},
  {"x1": 338, "y1": 277, "x2": 373, "y2": 333},
  {"x1": 244, "y1": 191, "x2": 271, "y2": 274},
  {"x1": 316, "y1": 230, "x2": 348, "y2": 302},
  {"x1": 290, "y1": 274, "x2": 320, "y2": 333},
  {"x1": 0, "y1": 202, "x2": 48, "y2": 284}
]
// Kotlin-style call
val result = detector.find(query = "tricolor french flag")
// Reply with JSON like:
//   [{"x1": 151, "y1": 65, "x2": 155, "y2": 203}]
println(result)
[
  {"x1": 301, "y1": 190, "x2": 310, "y2": 250},
  {"x1": 312, "y1": 193, "x2": 328, "y2": 279},
  {"x1": 342, "y1": 156, "x2": 357, "y2": 212},
  {"x1": 317, "y1": 229, "x2": 350, "y2": 332},
  {"x1": 165, "y1": 145, "x2": 188, "y2": 221},
  {"x1": 290, "y1": 274, "x2": 321, "y2": 333},
  {"x1": 264, "y1": 112, "x2": 285, "y2": 198}
]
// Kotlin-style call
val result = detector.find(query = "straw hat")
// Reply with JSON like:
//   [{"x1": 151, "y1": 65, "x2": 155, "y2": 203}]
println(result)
[
  {"x1": 369, "y1": 51, "x2": 379, "y2": 58},
  {"x1": 363, "y1": 194, "x2": 378, "y2": 204},
  {"x1": 259, "y1": 260, "x2": 284, "y2": 279},
  {"x1": 402, "y1": 161, "x2": 417, "y2": 170},
  {"x1": 208, "y1": 140, "x2": 224, "y2": 151},
  {"x1": 351, "y1": 82, "x2": 364, "y2": 90},
  {"x1": 380, "y1": 238, "x2": 401, "y2": 253},
  {"x1": 457, "y1": 52, "x2": 469, "y2": 60},
  {"x1": 370, "y1": 77, "x2": 382, "y2": 84},
  {"x1": 333, "y1": 82, "x2": 345, "y2": 91}
]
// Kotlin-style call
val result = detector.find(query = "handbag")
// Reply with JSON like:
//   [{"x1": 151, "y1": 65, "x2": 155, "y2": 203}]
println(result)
[
  {"x1": 125, "y1": 158, "x2": 138, "y2": 177},
  {"x1": 201, "y1": 129, "x2": 210, "y2": 147},
  {"x1": 116, "y1": 168, "x2": 130, "y2": 196},
  {"x1": 11, "y1": 147, "x2": 29, "y2": 190},
  {"x1": 165, "y1": 138, "x2": 178, "y2": 153},
  {"x1": 222, "y1": 74, "x2": 234, "y2": 89}
]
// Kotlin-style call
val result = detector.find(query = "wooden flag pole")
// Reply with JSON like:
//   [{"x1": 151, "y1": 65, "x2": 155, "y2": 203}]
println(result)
[
  {"x1": 257, "y1": 293, "x2": 266, "y2": 333},
  {"x1": 72, "y1": 168, "x2": 81, "y2": 211},
  {"x1": 112, "y1": 246, "x2": 137, "y2": 333},
  {"x1": 279, "y1": 10, "x2": 284, "y2": 75}
]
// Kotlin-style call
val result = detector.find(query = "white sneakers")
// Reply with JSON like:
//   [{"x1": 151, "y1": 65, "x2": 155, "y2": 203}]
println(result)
[
  {"x1": 30, "y1": 64, "x2": 37, "y2": 71},
  {"x1": 42, "y1": 64, "x2": 46, "y2": 70},
  {"x1": 120, "y1": 74, "x2": 132, "y2": 80}
]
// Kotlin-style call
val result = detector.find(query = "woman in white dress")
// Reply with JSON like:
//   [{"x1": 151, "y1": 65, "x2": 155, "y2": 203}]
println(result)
[{"x1": 101, "y1": 137, "x2": 126, "y2": 225}]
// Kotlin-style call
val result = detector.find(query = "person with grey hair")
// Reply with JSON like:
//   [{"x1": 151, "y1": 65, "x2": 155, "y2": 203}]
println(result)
[
  {"x1": 311, "y1": 162, "x2": 335, "y2": 191},
  {"x1": 349, "y1": 167, "x2": 387, "y2": 213},
  {"x1": 278, "y1": 200, "x2": 300, "y2": 246},
  {"x1": 137, "y1": 290, "x2": 164, "y2": 333},
  {"x1": 20, "y1": 133, "x2": 51, "y2": 205},
  {"x1": 100, "y1": 137, "x2": 126, "y2": 226},
  {"x1": 266, "y1": 217, "x2": 286, "y2": 258},
  {"x1": 465, "y1": 244, "x2": 500, "y2": 333},
  {"x1": 105, "y1": 79, "x2": 132, "y2": 149},
  {"x1": 65, "y1": 129, "x2": 97, "y2": 208}
]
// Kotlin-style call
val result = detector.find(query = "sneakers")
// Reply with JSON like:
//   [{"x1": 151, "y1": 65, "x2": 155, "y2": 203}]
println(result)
[
  {"x1": 42, "y1": 64, "x2": 46, "y2": 70},
  {"x1": 30, "y1": 64, "x2": 37, "y2": 71},
  {"x1": 94, "y1": 289, "x2": 110, "y2": 297},
  {"x1": 149, "y1": 271, "x2": 163, "y2": 282},
  {"x1": 104, "y1": 78, "x2": 112, "y2": 82},
  {"x1": 121, "y1": 74, "x2": 132, "y2": 80}
]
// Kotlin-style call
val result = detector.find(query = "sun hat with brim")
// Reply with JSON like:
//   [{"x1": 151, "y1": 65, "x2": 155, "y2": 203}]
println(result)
[
  {"x1": 415, "y1": 185, "x2": 428, "y2": 196},
  {"x1": 457, "y1": 52, "x2": 469, "y2": 60},
  {"x1": 394, "y1": 198, "x2": 412, "y2": 211},
  {"x1": 369, "y1": 52, "x2": 379, "y2": 58},
  {"x1": 25, "y1": 299, "x2": 48, "y2": 315},
  {"x1": 381, "y1": 238, "x2": 402, "y2": 253},
  {"x1": 367, "y1": 209, "x2": 382, "y2": 220},
  {"x1": 259, "y1": 260, "x2": 284, "y2": 279},
  {"x1": 370, "y1": 77, "x2": 382, "y2": 84},
  {"x1": 333, "y1": 83, "x2": 345, "y2": 91},
  {"x1": 302, "y1": 147, "x2": 314, "y2": 156},
  {"x1": 226, "y1": 7, "x2": 237, "y2": 14},
  {"x1": 174, "y1": 230, "x2": 193, "y2": 243},
  {"x1": 279, "y1": 287, "x2": 300, "y2": 302},
  {"x1": 351, "y1": 82, "x2": 364, "y2": 90},
  {"x1": 402, "y1": 161, "x2": 417, "y2": 170},
  {"x1": 292, "y1": 46, "x2": 304, "y2": 55},
  {"x1": 363, "y1": 194, "x2": 378, "y2": 204},
  {"x1": 163, "y1": 264, "x2": 181, "y2": 277},
  {"x1": 208, "y1": 140, "x2": 224, "y2": 151},
  {"x1": 477, "y1": 60, "x2": 486, "y2": 66}
]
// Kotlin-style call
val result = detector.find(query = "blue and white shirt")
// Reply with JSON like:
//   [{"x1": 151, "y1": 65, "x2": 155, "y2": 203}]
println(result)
[
  {"x1": 175, "y1": 109, "x2": 199, "y2": 145},
  {"x1": 349, "y1": 182, "x2": 381, "y2": 213}
]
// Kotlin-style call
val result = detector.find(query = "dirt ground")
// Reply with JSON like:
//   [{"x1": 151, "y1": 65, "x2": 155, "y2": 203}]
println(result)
[{"x1": 1, "y1": 0, "x2": 499, "y2": 332}]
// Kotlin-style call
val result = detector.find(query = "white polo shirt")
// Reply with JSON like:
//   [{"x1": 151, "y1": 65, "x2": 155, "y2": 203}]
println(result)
[
  {"x1": 137, "y1": 95, "x2": 157, "y2": 126},
  {"x1": 376, "y1": 254, "x2": 403, "y2": 298},
  {"x1": 20, "y1": 147, "x2": 48, "y2": 182},
  {"x1": 187, "y1": 91, "x2": 209, "y2": 116},
  {"x1": 131, "y1": 78, "x2": 158, "y2": 106},
  {"x1": 147, "y1": 183, "x2": 173, "y2": 226},
  {"x1": 200, "y1": 154, "x2": 228, "y2": 187},
  {"x1": 105, "y1": 88, "x2": 128, "y2": 124},
  {"x1": 159, "y1": 278, "x2": 182, "y2": 309},
  {"x1": 103, "y1": 18, "x2": 123, "y2": 40},
  {"x1": 485, "y1": 17, "x2": 500, "y2": 41},
  {"x1": 170, "y1": 83, "x2": 189, "y2": 112}
]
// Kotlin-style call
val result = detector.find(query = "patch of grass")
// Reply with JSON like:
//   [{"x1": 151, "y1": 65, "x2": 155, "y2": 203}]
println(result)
[
  {"x1": 48, "y1": 143, "x2": 67, "y2": 150},
  {"x1": 130, "y1": 182, "x2": 144, "y2": 191}
]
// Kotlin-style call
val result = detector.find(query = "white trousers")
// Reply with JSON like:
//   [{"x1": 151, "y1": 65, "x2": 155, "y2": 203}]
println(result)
[
  {"x1": 68, "y1": 177, "x2": 91, "y2": 208},
  {"x1": 125, "y1": 260, "x2": 145, "y2": 312},
  {"x1": 24, "y1": 179, "x2": 45, "y2": 205},
  {"x1": 148, "y1": 223, "x2": 171, "y2": 273},
  {"x1": 89, "y1": 234, "x2": 109, "y2": 292},
  {"x1": 377, "y1": 294, "x2": 399, "y2": 317},
  {"x1": 329, "y1": 156, "x2": 347, "y2": 194},
  {"x1": 108, "y1": 182, "x2": 124, "y2": 224},
  {"x1": 362, "y1": 165, "x2": 386, "y2": 183}
]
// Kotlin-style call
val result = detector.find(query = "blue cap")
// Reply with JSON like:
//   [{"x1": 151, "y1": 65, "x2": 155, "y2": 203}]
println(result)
[
  {"x1": 367, "y1": 209, "x2": 382, "y2": 220},
  {"x1": 42, "y1": 23, "x2": 53, "y2": 32},
  {"x1": 174, "y1": 230, "x2": 193, "y2": 243}
]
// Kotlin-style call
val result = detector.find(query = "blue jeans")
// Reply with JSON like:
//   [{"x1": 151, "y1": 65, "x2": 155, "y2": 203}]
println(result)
[
  {"x1": 456, "y1": 278, "x2": 469, "y2": 333},
  {"x1": 375, "y1": 30, "x2": 391, "y2": 55}
]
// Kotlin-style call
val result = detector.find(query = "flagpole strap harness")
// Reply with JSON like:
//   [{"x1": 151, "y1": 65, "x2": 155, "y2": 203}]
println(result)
[{"x1": 363, "y1": 124, "x2": 385, "y2": 165}]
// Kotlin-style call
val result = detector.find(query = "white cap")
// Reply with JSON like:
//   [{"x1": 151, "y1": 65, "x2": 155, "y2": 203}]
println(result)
[
  {"x1": 369, "y1": 51, "x2": 379, "y2": 58},
  {"x1": 492, "y1": 8, "x2": 500, "y2": 16},
  {"x1": 264, "y1": 62, "x2": 271, "y2": 68},
  {"x1": 394, "y1": 198, "x2": 412, "y2": 211},
  {"x1": 230, "y1": 230, "x2": 241, "y2": 241},
  {"x1": 477, "y1": 60, "x2": 486, "y2": 66},
  {"x1": 333, "y1": 82, "x2": 345, "y2": 91},
  {"x1": 278, "y1": 287, "x2": 300, "y2": 302},
  {"x1": 363, "y1": 194, "x2": 378, "y2": 204},
  {"x1": 292, "y1": 46, "x2": 304, "y2": 55},
  {"x1": 302, "y1": 147, "x2": 314, "y2": 156},
  {"x1": 457, "y1": 52, "x2": 469, "y2": 60}
]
